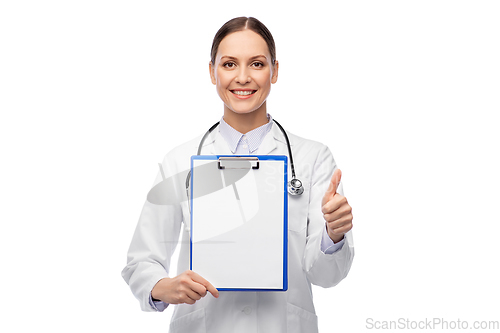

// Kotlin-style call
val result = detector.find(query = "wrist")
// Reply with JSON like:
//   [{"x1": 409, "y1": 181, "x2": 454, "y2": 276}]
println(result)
[
  {"x1": 151, "y1": 277, "x2": 170, "y2": 301},
  {"x1": 329, "y1": 232, "x2": 344, "y2": 244}
]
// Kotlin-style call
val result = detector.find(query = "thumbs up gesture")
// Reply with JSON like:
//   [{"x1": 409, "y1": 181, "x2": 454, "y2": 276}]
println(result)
[{"x1": 321, "y1": 169, "x2": 353, "y2": 243}]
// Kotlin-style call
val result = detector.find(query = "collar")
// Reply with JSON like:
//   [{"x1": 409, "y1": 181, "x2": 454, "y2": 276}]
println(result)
[
  {"x1": 219, "y1": 114, "x2": 274, "y2": 153},
  {"x1": 197, "y1": 115, "x2": 292, "y2": 155}
]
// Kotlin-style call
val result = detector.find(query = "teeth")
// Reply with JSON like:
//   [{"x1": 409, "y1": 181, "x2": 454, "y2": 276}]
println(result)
[{"x1": 233, "y1": 90, "x2": 254, "y2": 96}]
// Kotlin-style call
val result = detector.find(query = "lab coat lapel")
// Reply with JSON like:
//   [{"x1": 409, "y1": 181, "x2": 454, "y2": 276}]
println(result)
[
  {"x1": 207, "y1": 130, "x2": 233, "y2": 155},
  {"x1": 256, "y1": 122, "x2": 291, "y2": 155}
]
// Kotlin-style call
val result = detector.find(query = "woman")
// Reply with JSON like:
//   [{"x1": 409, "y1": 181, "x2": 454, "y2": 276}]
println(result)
[{"x1": 122, "y1": 17, "x2": 354, "y2": 333}]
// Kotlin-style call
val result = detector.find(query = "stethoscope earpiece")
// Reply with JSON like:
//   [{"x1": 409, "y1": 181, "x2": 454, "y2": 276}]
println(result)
[{"x1": 288, "y1": 178, "x2": 304, "y2": 196}]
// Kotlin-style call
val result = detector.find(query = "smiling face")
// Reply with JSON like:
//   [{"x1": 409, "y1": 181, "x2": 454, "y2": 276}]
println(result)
[{"x1": 210, "y1": 29, "x2": 278, "y2": 118}]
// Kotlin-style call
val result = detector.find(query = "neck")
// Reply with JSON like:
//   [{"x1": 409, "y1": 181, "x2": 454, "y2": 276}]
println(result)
[{"x1": 223, "y1": 103, "x2": 269, "y2": 134}]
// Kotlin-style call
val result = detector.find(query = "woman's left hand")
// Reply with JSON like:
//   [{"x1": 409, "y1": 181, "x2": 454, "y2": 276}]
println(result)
[{"x1": 321, "y1": 169, "x2": 353, "y2": 243}]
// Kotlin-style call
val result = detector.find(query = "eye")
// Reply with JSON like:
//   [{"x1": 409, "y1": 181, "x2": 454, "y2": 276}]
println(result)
[
  {"x1": 222, "y1": 62, "x2": 236, "y2": 69},
  {"x1": 252, "y1": 62, "x2": 264, "y2": 68}
]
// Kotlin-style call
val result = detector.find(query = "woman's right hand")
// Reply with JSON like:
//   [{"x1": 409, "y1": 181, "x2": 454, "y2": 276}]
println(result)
[{"x1": 151, "y1": 270, "x2": 219, "y2": 305}]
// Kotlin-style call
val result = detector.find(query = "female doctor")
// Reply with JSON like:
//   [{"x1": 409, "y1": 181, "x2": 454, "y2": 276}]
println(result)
[{"x1": 122, "y1": 17, "x2": 354, "y2": 333}]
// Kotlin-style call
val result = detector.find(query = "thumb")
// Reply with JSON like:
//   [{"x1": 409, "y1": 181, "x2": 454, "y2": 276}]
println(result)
[{"x1": 322, "y1": 169, "x2": 342, "y2": 206}]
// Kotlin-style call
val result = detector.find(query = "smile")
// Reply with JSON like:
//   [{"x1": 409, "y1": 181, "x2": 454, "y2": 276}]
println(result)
[{"x1": 231, "y1": 90, "x2": 256, "y2": 96}]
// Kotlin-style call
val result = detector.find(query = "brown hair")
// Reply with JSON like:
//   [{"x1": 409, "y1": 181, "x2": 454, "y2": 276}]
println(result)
[{"x1": 210, "y1": 17, "x2": 276, "y2": 66}]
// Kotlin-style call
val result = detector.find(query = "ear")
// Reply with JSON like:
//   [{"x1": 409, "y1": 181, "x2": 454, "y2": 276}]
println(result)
[
  {"x1": 271, "y1": 60, "x2": 279, "y2": 84},
  {"x1": 209, "y1": 62, "x2": 216, "y2": 85}
]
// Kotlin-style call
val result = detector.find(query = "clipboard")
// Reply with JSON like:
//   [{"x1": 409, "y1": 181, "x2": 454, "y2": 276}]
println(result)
[{"x1": 190, "y1": 155, "x2": 288, "y2": 291}]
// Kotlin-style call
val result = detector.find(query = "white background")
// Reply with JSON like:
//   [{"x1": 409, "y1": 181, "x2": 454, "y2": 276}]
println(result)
[{"x1": 1, "y1": 1, "x2": 499, "y2": 332}]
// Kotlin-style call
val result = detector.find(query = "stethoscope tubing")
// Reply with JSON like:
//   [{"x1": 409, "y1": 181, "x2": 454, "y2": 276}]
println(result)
[{"x1": 186, "y1": 119, "x2": 303, "y2": 197}]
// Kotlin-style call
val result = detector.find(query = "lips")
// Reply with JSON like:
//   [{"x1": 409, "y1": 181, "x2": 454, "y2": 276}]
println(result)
[
  {"x1": 230, "y1": 89, "x2": 257, "y2": 100},
  {"x1": 231, "y1": 89, "x2": 257, "y2": 96}
]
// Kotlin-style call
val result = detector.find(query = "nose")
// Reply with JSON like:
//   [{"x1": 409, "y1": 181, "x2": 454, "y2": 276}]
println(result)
[{"x1": 235, "y1": 67, "x2": 251, "y2": 84}]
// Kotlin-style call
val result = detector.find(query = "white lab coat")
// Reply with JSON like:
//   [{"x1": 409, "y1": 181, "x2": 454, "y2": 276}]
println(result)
[{"x1": 122, "y1": 123, "x2": 354, "y2": 333}]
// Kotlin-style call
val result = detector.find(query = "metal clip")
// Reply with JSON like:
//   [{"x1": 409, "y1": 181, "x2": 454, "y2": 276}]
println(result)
[{"x1": 218, "y1": 156, "x2": 259, "y2": 170}]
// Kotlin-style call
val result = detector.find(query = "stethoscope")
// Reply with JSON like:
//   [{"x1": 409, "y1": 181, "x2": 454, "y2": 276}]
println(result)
[{"x1": 185, "y1": 119, "x2": 304, "y2": 197}]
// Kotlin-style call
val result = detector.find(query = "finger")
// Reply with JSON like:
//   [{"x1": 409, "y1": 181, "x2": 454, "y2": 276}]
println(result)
[
  {"x1": 182, "y1": 294, "x2": 196, "y2": 305},
  {"x1": 322, "y1": 194, "x2": 348, "y2": 214},
  {"x1": 328, "y1": 221, "x2": 353, "y2": 236},
  {"x1": 326, "y1": 213, "x2": 353, "y2": 230},
  {"x1": 191, "y1": 272, "x2": 220, "y2": 298},
  {"x1": 184, "y1": 288, "x2": 203, "y2": 301},
  {"x1": 205, "y1": 282, "x2": 219, "y2": 299},
  {"x1": 323, "y1": 198, "x2": 351, "y2": 220},
  {"x1": 322, "y1": 169, "x2": 342, "y2": 207},
  {"x1": 190, "y1": 280, "x2": 208, "y2": 298}
]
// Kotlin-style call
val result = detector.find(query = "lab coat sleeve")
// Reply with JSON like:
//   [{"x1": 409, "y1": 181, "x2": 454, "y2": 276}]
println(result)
[
  {"x1": 121, "y1": 156, "x2": 184, "y2": 312},
  {"x1": 303, "y1": 144, "x2": 355, "y2": 288},
  {"x1": 321, "y1": 229, "x2": 345, "y2": 254}
]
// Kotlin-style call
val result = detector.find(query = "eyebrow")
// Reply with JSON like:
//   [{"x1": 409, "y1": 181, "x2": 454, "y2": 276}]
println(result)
[{"x1": 220, "y1": 55, "x2": 267, "y2": 61}]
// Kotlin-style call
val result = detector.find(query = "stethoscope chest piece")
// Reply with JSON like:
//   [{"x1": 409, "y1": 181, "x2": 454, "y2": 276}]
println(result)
[{"x1": 288, "y1": 178, "x2": 304, "y2": 196}]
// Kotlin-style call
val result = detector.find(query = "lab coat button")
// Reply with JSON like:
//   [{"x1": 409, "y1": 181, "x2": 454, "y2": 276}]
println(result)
[{"x1": 243, "y1": 306, "x2": 252, "y2": 315}]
